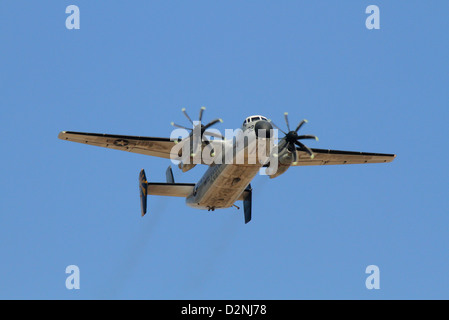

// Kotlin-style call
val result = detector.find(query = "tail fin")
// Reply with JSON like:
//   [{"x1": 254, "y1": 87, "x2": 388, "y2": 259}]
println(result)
[
  {"x1": 166, "y1": 166, "x2": 175, "y2": 183},
  {"x1": 139, "y1": 169, "x2": 148, "y2": 216},
  {"x1": 243, "y1": 184, "x2": 252, "y2": 224}
]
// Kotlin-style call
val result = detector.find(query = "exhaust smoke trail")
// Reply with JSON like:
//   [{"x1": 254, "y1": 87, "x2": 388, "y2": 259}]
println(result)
[{"x1": 98, "y1": 198, "x2": 166, "y2": 299}]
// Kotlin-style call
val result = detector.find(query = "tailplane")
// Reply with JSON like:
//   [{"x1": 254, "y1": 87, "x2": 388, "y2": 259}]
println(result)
[{"x1": 139, "y1": 168, "x2": 195, "y2": 217}]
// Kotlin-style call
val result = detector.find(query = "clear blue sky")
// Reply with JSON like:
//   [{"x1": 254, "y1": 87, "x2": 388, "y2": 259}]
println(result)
[{"x1": 1, "y1": 1, "x2": 448, "y2": 299}]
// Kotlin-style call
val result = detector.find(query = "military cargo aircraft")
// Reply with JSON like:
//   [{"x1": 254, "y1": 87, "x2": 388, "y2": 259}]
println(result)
[{"x1": 58, "y1": 108, "x2": 395, "y2": 223}]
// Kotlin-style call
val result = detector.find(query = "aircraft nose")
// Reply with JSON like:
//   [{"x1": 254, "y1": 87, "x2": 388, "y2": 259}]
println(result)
[{"x1": 254, "y1": 120, "x2": 273, "y2": 139}]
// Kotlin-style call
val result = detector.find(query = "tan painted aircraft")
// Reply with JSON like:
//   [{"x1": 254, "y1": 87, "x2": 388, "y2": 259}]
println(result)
[{"x1": 58, "y1": 108, "x2": 396, "y2": 223}]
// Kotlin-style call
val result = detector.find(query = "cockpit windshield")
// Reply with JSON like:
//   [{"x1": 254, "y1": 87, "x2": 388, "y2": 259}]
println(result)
[{"x1": 243, "y1": 115, "x2": 268, "y2": 126}]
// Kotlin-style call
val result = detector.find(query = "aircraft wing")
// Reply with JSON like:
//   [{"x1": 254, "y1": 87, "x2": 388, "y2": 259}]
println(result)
[
  {"x1": 58, "y1": 131, "x2": 227, "y2": 162},
  {"x1": 292, "y1": 148, "x2": 396, "y2": 166},
  {"x1": 58, "y1": 131, "x2": 182, "y2": 159}
]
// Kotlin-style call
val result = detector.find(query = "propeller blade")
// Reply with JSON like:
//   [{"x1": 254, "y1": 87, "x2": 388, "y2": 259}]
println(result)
[
  {"x1": 277, "y1": 137, "x2": 288, "y2": 151},
  {"x1": 294, "y1": 119, "x2": 308, "y2": 133},
  {"x1": 204, "y1": 130, "x2": 224, "y2": 139},
  {"x1": 202, "y1": 118, "x2": 223, "y2": 131},
  {"x1": 182, "y1": 108, "x2": 194, "y2": 125},
  {"x1": 171, "y1": 122, "x2": 193, "y2": 131},
  {"x1": 284, "y1": 112, "x2": 291, "y2": 132},
  {"x1": 295, "y1": 140, "x2": 314, "y2": 158},
  {"x1": 202, "y1": 134, "x2": 211, "y2": 144},
  {"x1": 296, "y1": 134, "x2": 318, "y2": 141},
  {"x1": 198, "y1": 106, "x2": 206, "y2": 123},
  {"x1": 291, "y1": 142, "x2": 298, "y2": 163},
  {"x1": 190, "y1": 137, "x2": 203, "y2": 157},
  {"x1": 268, "y1": 120, "x2": 287, "y2": 135}
]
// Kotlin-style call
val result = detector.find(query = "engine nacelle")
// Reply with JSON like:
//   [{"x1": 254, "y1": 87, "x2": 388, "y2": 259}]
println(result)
[
  {"x1": 265, "y1": 151, "x2": 293, "y2": 179},
  {"x1": 267, "y1": 164, "x2": 290, "y2": 179}
]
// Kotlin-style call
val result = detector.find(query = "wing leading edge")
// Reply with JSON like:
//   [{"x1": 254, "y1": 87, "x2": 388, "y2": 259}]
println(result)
[
  {"x1": 292, "y1": 148, "x2": 396, "y2": 166},
  {"x1": 58, "y1": 131, "x2": 178, "y2": 159}
]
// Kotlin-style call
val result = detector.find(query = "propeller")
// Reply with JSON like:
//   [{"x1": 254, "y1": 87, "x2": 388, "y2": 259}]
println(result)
[
  {"x1": 171, "y1": 107, "x2": 223, "y2": 156},
  {"x1": 270, "y1": 112, "x2": 318, "y2": 164}
]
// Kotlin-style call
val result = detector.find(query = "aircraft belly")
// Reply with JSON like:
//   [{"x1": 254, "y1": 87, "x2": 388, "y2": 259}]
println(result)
[{"x1": 191, "y1": 164, "x2": 260, "y2": 209}]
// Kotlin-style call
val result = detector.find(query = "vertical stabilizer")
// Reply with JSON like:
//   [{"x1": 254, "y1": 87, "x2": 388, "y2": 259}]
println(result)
[
  {"x1": 139, "y1": 169, "x2": 148, "y2": 216},
  {"x1": 243, "y1": 184, "x2": 252, "y2": 224}
]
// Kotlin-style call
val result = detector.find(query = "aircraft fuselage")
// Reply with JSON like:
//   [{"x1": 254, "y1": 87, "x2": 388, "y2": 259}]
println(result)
[
  {"x1": 186, "y1": 162, "x2": 261, "y2": 210},
  {"x1": 186, "y1": 117, "x2": 271, "y2": 210}
]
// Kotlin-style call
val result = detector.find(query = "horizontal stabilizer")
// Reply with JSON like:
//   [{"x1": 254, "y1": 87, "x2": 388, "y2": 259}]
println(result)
[{"x1": 147, "y1": 183, "x2": 195, "y2": 197}]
